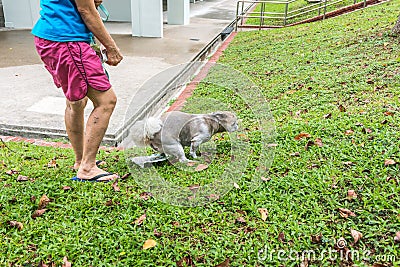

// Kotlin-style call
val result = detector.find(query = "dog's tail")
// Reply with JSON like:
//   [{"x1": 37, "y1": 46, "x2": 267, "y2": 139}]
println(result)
[{"x1": 129, "y1": 117, "x2": 163, "y2": 146}]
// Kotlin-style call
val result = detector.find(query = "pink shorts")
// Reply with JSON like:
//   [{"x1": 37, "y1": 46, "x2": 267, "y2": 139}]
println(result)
[{"x1": 34, "y1": 36, "x2": 111, "y2": 101}]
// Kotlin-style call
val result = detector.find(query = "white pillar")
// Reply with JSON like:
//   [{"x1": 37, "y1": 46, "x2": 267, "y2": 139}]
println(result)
[
  {"x1": 167, "y1": 0, "x2": 190, "y2": 25},
  {"x1": 131, "y1": 0, "x2": 163, "y2": 38}
]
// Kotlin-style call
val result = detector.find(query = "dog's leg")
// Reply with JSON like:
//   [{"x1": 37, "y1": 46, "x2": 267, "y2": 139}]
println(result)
[
  {"x1": 190, "y1": 135, "x2": 208, "y2": 159},
  {"x1": 189, "y1": 141, "x2": 201, "y2": 158},
  {"x1": 163, "y1": 143, "x2": 188, "y2": 162}
]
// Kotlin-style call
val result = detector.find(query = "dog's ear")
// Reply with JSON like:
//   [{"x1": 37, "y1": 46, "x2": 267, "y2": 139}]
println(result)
[{"x1": 211, "y1": 111, "x2": 230, "y2": 120}]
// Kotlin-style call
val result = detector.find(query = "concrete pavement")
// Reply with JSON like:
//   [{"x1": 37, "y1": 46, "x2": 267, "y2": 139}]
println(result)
[{"x1": 0, "y1": 0, "x2": 246, "y2": 145}]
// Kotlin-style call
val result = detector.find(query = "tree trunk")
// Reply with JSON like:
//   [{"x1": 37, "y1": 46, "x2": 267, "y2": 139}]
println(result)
[{"x1": 393, "y1": 15, "x2": 400, "y2": 35}]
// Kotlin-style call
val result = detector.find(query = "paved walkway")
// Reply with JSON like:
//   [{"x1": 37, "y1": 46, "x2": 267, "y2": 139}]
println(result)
[{"x1": 0, "y1": 0, "x2": 245, "y2": 145}]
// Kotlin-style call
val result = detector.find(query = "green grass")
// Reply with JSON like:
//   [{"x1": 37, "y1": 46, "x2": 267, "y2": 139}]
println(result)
[
  {"x1": 1, "y1": 1, "x2": 400, "y2": 266},
  {"x1": 245, "y1": 0, "x2": 365, "y2": 27}
]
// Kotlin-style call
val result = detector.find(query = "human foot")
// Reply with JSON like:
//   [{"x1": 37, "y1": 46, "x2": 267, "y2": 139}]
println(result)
[
  {"x1": 71, "y1": 160, "x2": 106, "y2": 171},
  {"x1": 75, "y1": 165, "x2": 118, "y2": 182}
]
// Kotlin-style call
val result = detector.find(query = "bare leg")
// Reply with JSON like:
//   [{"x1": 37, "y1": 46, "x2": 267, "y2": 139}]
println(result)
[
  {"x1": 75, "y1": 87, "x2": 118, "y2": 181},
  {"x1": 65, "y1": 97, "x2": 88, "y2": 170}
]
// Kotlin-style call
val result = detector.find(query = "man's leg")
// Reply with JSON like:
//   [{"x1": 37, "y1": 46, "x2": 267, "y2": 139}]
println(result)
[
  {"x1": 65, "y1": 97, "x2": 88, "y2": 170},
  {"x1": 76, "y1": 86, "x2": 118, "y2": 181}
]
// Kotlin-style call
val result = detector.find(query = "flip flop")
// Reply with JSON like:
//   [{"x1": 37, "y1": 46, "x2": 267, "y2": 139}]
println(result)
[
  {"x1": 95, "y1": 160, "x2": 107, "y2": 166},
  {"x1": 71, "y1": 173, "x2": 117, "y2": 182}
]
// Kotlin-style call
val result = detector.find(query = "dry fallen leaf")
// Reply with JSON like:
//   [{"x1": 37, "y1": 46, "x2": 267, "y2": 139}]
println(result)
[
  {"x1": 195, "y1": 164, "x2": 209, "y2": 172},
  {"x1": 176, "y1": 254, "x2": 194, "y2": 267},
  {"x1": 310, "y1": 233, "x2": 322, "y2": 244},
  {"x1": 261, "y1": 176, "x2": 271, "y2": 182},
  {"x1": 344, "y1": 129, "x2": 354, "y2": 135},
  {"x1": 278, "y1": 232, "x2": 285, "y2": 243},
  {"x1": 134, "y1": 214, "x2": 146, "y2": 225},
  {"x1": 153, "y1": 228, "x2": 162, "y2": 237},
  {"x1": 294, "y1": 132, "x2": 311, "y2": 140},
  {"x1": 394, "y1": 232, "x2": 400, "y2": 243},
  {"x1": 38, "y1": 195, "x2": 50, "y2": 209},
  {"x1": 31, "y1": 209, "x2": 47, "y2": 219},
  {"x1": 47, "y1": 159, "x2": 58, "y2": 168},
  {"x1": 105, "y1": 200, "x2": 113, "y2": 206},
  {"x1": 267, "y1": 143, "x2": 278, "y2": 148},
  {"x1": 338, "y1": 208, "x2": 356, "y2": 218},
  {"x1": 112, "y1": 180, "x2": 120, "y2": 192},
  {"x1": 120, "y1": 173, "x2": 131, "y2": 180},
  {"x1": 300, "y1": 258, "x2": 309, "y2": 267},
  {"x1": 314, "y1": 138, "x2": 323, "y2": 147},
  {"x1": 8, "y1": 220, "x2": 23, "y2": 230},
  {"x1": 366, "y1": 78, "x2": 374, "y2": 84},
  {"x1": 16, "y1": 175, "x2": 29, "y2": 182},
  {"x1": 258, "y1": 208, "x2": 268, "y2": 221},
  {"x1": 186, "y1": 161, "x2": 197, "y2": 167},
  {"x1": 347, "y1": 190, "x2": 358, "y2": 200},
  {"x1": 338, "y1": 104, "x2": 346, "y2": 112},
  {"x1": 62, "y1": 256, "x2": 72, "y2": 267},
  {"x1": 6, "y1": 169, "x2": 19, "y2": 175},
  {"x1": 304, "y1": 140, "x2": 315, "y2": 150},
  {"x1": 384, "y1": 159, "x2": 396, "y2": 166},
  {"x1": 236, "y1": 217, "x2": 246, "y2": 224},
  {"x1": 343, "y1": 161, "x2": 355, "y2": 166},
  {"x1": 214, "y1": 258, "x2": 230, "y2": 267},
  {"x1": 351, "y1": 229, "x2": 362, "y2": 244},
  {"x1": 362, "y1": 128, "x2": 373, "y2": 134},
  {"x1": 142, "y1": 239, "x2": 157, "y2": 250},
  {"x1": 207, "y1": 194, "x2": 220, "y2": 201},
  {"x1": 139, "y1": 192, "x2": 153, "y2": 200}
]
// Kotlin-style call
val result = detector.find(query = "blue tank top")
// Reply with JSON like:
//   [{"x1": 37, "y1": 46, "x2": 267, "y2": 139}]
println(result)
[{"x1": 32, "y1": 0, "x2": 92, "y2": 42}]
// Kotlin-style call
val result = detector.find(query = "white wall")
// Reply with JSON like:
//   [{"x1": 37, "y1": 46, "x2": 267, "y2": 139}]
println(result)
[
  {"x1": 102, "y1": 0, "x2": 132, "y2": 22},
  {"x1": 3, "y1": 0, "x2": 40, "y2": 28}
]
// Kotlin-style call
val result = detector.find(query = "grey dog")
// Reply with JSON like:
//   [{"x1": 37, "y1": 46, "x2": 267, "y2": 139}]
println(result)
[{"x1": 129, "y1": 111, "x2": 239, "y2": 162}]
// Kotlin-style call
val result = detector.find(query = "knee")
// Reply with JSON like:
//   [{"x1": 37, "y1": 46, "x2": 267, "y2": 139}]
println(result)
[
  {"x1": 66, "y1": 98, "x2": 88, "y2": 112},
  {"x1": 103, "y1": 94, "x2": 117, "y2": 112}
]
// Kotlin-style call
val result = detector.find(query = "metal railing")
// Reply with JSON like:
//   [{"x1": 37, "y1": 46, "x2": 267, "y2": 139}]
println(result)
[{"x1": 235, "y1": 0, "x2": 368, "y2": 30}]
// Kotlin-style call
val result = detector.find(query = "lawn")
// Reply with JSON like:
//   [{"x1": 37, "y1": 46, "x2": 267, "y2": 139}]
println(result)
[
  {"x1": 1, "y1": 0, "x2": 400, "y2": 266},
  {"x1": 245, "y1": 0, "x2": 368, "y2": 27}
]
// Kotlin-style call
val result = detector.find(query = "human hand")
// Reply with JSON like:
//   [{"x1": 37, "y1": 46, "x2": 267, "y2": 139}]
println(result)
[
  {"x1": 94, "y1": 0, "x2": 102, "y2": 8},
  {"x1": 105, "y1": 46, "x2": 123, "y2": 66}
]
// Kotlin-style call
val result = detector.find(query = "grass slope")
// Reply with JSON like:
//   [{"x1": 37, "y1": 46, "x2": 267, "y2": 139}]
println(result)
[{"x1": 1, "y1": 1, "x2": 400, "y2": 266}]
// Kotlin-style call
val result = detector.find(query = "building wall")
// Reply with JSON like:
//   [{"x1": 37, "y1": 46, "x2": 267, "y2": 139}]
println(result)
[
  {"x1": 3, "y1": 0, "x2": 40, "y2": 28},
  {"x1": 102, "y1": 0, "x2": 131, "y2": 22}
]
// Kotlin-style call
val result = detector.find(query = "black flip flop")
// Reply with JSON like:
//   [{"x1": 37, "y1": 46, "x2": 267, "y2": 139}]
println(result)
[{"x1": 71, "y1": 173, "x2": 116, "y2": 182}]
